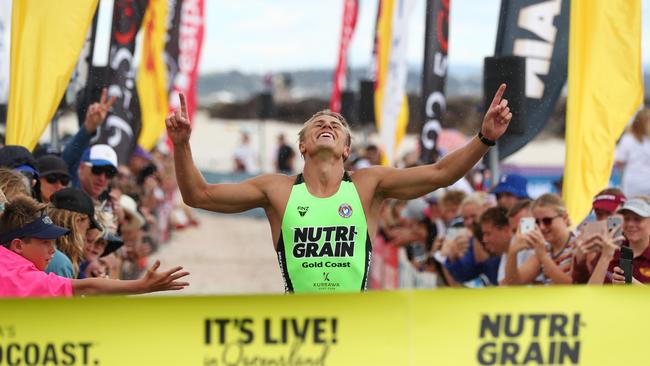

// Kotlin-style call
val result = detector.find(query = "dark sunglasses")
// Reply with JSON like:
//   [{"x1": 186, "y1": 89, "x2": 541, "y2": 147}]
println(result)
[
  {"x1": 91, "y1": 165, "x2": 117, "y2": 179},
  {"x1": 44, "y1": 174, "x2": 70, "y2": 186},
  {"x1": 535, "y1": 215, "x2": 562, "y2": 227}
]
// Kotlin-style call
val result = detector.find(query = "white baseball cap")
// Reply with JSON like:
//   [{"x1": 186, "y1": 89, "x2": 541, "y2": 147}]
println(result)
[
  {"x1": 81, "y1": 144, "x2": 118, "y2": 168},
  {"x1": 617, "y1": 197, "x2": 650, "y2": 218}
]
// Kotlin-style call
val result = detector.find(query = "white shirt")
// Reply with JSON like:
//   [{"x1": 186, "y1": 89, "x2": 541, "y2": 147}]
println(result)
[
  {"x1": 233, "y1": 143, "x2": 259, "y2": 174},
  {"x1": 615, "y1": 133, "x2": 650, "y2": 196}
]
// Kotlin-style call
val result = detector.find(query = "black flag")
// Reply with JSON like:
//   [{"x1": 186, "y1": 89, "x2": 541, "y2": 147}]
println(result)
[
  {"x1": 419, "y1": 0, "x2": 449, "y2": 164},
  {"x1": 83, "y1": 0, "x2": 148, "y2": 164},
  {"x1": 493, "y1": 0, "x2": 569, "y2": 160}
]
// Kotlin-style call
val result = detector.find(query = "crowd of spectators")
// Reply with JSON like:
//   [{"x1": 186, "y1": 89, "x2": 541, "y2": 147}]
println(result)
[
  {"x1": 365, "y1": 108, "x2": 650, "y2": 288},
  {"x1": 0, "y1": 90, "x2": 195, "y2": 297}
]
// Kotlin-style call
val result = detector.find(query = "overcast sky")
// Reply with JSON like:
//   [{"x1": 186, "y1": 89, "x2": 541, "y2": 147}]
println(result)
[{"x1": 198, "y1": 0, "x2": 650, "y2": 75}]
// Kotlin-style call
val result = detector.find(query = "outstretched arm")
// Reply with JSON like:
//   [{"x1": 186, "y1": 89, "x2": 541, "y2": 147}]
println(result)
[
  {"x1": 166, "y1": 94, "x2": 271, "y2": 213},
  {"x1": 71, "y1": 261, "x2": 189, "y2": 296},
  {"x1": 376, "y1": 84, "x2": 512, "y2": 200}
]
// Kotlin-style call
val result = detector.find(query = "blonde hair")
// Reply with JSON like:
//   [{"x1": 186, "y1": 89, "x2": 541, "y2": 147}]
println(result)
[
  {"x1": 460, "y1": 192, "x2": 489, "y2": 211},
  {"x1": 47, "y1": 206, "x2": 86, "y2": 274},
  {"x1": 630, "y1": 108, "x2": 650, "y2": 142},
  {"x1": 532, "y1": 193, "x2": 567, "y2": 215},
  {"x1": 95, "y1": 204, "x2": 117, "y2": 238},
  {"x1": 298, "y1": 110, "x2": 352, "y2": 147},
  {"x1": 0, "y1": 168, "x2": 30, "y2": 200}
]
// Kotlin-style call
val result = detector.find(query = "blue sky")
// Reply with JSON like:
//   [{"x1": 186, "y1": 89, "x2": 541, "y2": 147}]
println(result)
[{"x1": 198, "y1": 0, "x2": 650, "y2": 74}]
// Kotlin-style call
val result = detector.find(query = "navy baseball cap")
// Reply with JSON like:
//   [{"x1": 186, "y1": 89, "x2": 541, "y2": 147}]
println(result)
[
  {"x1": 0, "y1": 215, "x2": 69, "y2": 244},
  {"x1": 492, "y1": 174, "x2": 529, "y2": 199}
]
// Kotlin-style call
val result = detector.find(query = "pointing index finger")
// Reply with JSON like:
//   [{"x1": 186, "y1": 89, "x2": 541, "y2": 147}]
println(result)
[
  {"x1": 490, "y1": 83, "x2": 507, "y2": 109},
  {"x1": 179, "y1": 93, "x2": 188, "y2": 117}
]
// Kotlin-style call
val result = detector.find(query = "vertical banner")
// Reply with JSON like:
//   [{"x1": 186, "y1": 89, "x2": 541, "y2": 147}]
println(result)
[
  {"x1": 164, "y1": 0, "x2": 182, "y2": 94},
  {"x1": 6, "y1": 0, "x2": 98, "y2": 149},
  {"x1": 374, "y1": 0, "x2": 415, "y2": 166},
  {"x1": 330, "y1": 0, "x2": 359, "y2": 113},
  {"x1": 419, "y1": 0, "x2": 449, "y2": 164},
  {"x1": 493, "y1": 0, "x2": 570, "y2": 160},
  {"x1": 0, "y1": 0, "x2": 11, "y2": 106},
  {"x1": 564, "y1": 0, "x2": 643, "y2": 223},
  {"x1": 136, "y1": 0, "x2": 169, "y2": 151},
  {"x1": 92, "y1": 0, "x2": 148, "y2": 163},
  {"x1": 168, "y1": 0, "x2": 204, "y2": 124}
]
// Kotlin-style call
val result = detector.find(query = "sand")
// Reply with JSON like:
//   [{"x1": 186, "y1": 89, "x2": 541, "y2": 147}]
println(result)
[{"x1": 149, "y1": 212, "x2": 284, "y2": 295}]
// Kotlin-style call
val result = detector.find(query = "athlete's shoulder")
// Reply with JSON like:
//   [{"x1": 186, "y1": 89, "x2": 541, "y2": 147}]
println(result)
[
  {"x1": 249, "y1": 173, "x2": 296, "y2": 186},
  {"x1": 349, "y1": 165, "x2": 394, "y2": 182}
]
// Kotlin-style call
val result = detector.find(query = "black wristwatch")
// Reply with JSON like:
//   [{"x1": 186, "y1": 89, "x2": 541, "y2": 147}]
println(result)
[{"x1": 478, "y1": 131, "x2": 496, "y2": 146}]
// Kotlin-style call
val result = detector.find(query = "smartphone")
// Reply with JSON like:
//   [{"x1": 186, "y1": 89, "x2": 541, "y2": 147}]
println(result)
[
  {"x1": 582, "y1": 220, "x2": 607, "y2": 237},
  {"x1": 607, "y1": 216, "x2": 623, "y2": 239},
  {"x1": 519, "y1": 217, "x2": 535, "y2": 234},
  {"x1": 445, "y1": 227, "x2": 461, "y2": 242},
  {"x1": 619, "y1": 246, "x2": 634, "y2": 284}
]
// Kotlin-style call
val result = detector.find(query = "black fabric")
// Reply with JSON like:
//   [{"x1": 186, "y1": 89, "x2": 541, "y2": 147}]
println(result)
[
  {"x1": 51, "y1": 188, "x2": 101, "y2": 230},
  {"x1": 276, "y1": 235, "x2": 294, "y2": 293},
  {"x1": 0, "y1": 145, "x2": 38, "y2": 170},
  {"x1": 37, "y1": 155, "x2": 70, "y2": 177},
  {"x1": 277, "y1": 145, "x2": 295, "y2": 173}
]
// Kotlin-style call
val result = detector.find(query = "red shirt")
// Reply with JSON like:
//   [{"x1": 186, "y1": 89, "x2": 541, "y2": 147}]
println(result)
[
  {"x1": 605, "y1": 242, "x2": 650, "y2": 284},
  {"x1": 0, "y1": 246, "x2": 72, "y2": 297}
]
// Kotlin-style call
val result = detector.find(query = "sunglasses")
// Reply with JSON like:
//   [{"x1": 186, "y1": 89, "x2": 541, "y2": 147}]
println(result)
[
  {"x1": 535, "y1": 215, "x2": 562, "y2": 227},
  {"x1": 44, "y1": 174, "x2": 70, "y2": 186},
  {"x1": 91, "y1": 165, "x2": 117, "y2": 179}
]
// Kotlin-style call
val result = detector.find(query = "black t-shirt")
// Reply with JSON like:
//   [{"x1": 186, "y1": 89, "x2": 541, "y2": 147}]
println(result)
[{"x1": 277, "y1": 144, "x2": 295, "y2": 172}]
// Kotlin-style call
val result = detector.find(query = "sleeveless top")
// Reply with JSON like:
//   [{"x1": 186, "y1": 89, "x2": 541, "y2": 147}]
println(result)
[{"x1": 276, "y1": 172, "x2": 371, "y2": 293}]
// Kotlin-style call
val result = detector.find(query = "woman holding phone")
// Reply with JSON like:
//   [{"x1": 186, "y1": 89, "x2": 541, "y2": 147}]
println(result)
[
  {"x1": 587, "y1": 196, "x2": 650, "y2": 284},
  {"x1": 505, "y1": 193, "x2": 576, "y2": 285}
]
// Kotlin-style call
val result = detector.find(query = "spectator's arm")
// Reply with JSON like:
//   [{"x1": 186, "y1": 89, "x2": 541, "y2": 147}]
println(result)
[
  {"x1": 445, "y1": 243, "x2": 481, "y2": 283},
  {"x1": 588, "y1": 252, "x2": 614, "y2": 285},
  {"x1": 504, "y1": 252, "x2": 540, "y2": 285},
  {"x1": 62, "y1": 127, "x2": 93, "y2": 178},
  {"x1": 71, "y1": 261, "x2": 188, "y2": 296},
  {"x1": 537, "y1": 254, "x2": 572, "y2": 284}
]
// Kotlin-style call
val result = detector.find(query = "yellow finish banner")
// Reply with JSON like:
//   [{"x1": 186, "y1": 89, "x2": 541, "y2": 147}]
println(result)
[{"x1": 0, "y1": 286, "x2": 647, "y2": 365}]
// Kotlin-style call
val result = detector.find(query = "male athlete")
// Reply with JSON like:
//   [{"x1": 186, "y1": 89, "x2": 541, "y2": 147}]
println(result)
[{"x1": 166, "y1": 84, "x2": 512, "y2": 293}]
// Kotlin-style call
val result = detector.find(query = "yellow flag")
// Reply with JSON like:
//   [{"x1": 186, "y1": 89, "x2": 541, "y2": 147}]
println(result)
[
  {"x1": 6, "y1": 0, "x2": 98, "y2": 150},
  {"x1": 564, "y1": 0, "x2": 643, "y2": 223},
  {"x1": 374, "y1": 0, "x2": 413, "y2": 166},
  {"x1": 137, "y1": 0, "x2": 169, "y2": 151}
]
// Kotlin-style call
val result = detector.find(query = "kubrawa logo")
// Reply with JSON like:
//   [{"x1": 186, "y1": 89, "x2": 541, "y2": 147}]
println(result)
[
  {"x1": 477, "y1": 313, "x2": 584, "y2": 365},
  {"x1": 292, "y1": 226, "x2": 357, "y2": 258}
]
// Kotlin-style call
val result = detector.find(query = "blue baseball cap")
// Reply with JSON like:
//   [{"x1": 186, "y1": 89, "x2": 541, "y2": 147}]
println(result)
[
  {"x1": 0, "y1": 215, "x2": 69, "y2": 244},
  {"x1": 492, "y1": 174, "x2": 529, "y2": 199}
]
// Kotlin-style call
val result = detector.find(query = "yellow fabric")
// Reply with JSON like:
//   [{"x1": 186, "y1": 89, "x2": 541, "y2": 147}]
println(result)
[
  {"x1": 373, "y1": 0, "x2": 409, "y2": 166},
  {"x1": 137, "y1": 0, "x2": 169, "y2": 151},
  {"x1": 6, "y1": 0, "x2": 98, "y2": 149},
  {"x1": 2, "y1": 286, "x2": 650, "y2": 365},
  {"x1": 564, "y1": 0, "x2": 643, "y2": 223}
]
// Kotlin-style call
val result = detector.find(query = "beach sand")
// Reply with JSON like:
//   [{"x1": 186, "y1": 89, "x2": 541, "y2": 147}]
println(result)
[{"x1": 149, "y1": 212, "x2": 284, "y2": 295}]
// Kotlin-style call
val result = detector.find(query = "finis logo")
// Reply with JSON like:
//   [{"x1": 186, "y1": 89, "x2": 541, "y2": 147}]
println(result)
[
  {"x1": 297, "y1": 206, "x2": 309, "y2": 217},
  {"x1": 477, "y1": 312, "x2": 584, "y2": 365}
]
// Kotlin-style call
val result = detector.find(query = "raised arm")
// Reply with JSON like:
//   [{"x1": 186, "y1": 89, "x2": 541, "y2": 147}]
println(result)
[
  {"x1": 166, "y1": 94, "x2": 271, "y2": 213},
  {"x1": 376, "y1": 84, "x2": 512, "y2": 200}
]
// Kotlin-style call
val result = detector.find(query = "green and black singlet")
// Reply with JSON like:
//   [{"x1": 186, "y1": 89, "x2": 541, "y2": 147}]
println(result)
[{"x1": 276, "y1": 172, "x2": 371, "y2": 293}]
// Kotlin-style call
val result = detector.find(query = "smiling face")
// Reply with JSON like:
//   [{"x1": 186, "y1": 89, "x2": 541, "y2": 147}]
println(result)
[
  {"x1": 532, "y1": 205, "x2": 569, "y2": 245},
  {"x1": 298, "y1": 111, "x2": 352, "y2": 161},
  {"x1": 621, "y1": 211, "x2": 650, "y2": 244}
]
